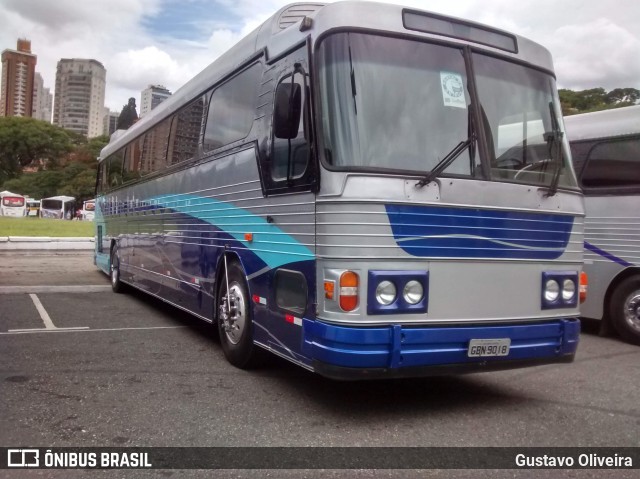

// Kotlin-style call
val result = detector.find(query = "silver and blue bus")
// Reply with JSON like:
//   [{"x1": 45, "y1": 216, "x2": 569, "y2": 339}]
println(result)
[
  {"x1": 95, "y1": 1, "x2": 585, "y2": 379},
  {"x1": 565, "y1": 105, "x2": 640, "y2": 345}
]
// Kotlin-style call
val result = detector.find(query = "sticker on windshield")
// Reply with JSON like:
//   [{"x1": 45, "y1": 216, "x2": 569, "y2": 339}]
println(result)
[{"x1": 440, "y1": 72, "x2": 467, "y2": 109}]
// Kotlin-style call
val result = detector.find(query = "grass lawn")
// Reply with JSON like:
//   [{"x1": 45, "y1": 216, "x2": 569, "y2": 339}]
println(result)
[{"x1": 0, "y1": 217, "x2": 94, "y2": 237}]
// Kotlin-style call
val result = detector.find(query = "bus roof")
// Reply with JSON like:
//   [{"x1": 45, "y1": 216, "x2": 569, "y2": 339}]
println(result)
[
  {"x1": 0, "y1": 190, "x2": 23, "y2": 198},
  {"x1": 100, "y1": 1, "x2": 556, "y2": 161},
  {"x1": 564, "y1": 105, "x2": 640, "y2": 142},
  {"x1": 42, "y1": 195, "x2": 75, "y2": 202}
]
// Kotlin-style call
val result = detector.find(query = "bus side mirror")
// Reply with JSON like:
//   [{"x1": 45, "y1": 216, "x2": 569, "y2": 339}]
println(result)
[{"x1": 273, "y1": 82, "x2": 301, "y2": 139}]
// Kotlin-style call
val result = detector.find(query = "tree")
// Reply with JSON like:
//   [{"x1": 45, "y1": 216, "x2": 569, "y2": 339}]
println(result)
[
  {"x1": 0, "y1": 117, "x2": 73, "y2": 184},
  {"x1": 117, "y1": 98, "x2": 139, "y2": 130},
  {"x1": 605, "y1": 88, "x2": 640, "y2": 105},
  {"x1": 65, "y1": 135, "x2": 109, "y2": 168},
  {"x1": 560, "y1": 87, "x2": 640, "y2": 116},
  {"x1": 2, "y1": 162, "x2": 96, "y2": 203},
  {"x1": 58, "y1": 168, "x2": 97, "y2": 202}
]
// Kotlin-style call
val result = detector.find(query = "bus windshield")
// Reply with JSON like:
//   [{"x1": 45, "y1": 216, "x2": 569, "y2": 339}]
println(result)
[
  {"x1": 3, "y1": 196, "x2": 24, "y2": 207},
  {"x1": 473, "y1": 52, "x2": 577, "y2": 190},
  {"x1": 41, "y1": 199, "x2": 63, "y2": 210},
  {"x1": 318, "y1": 33, "x2": 473, "y2": 177},
  {"x1": 318, "y1": 32, "x2": 577, "y2": 190}
]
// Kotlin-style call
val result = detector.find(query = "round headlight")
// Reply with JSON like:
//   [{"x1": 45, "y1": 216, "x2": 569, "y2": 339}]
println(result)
[
  {"x1": 544, "y1": 279, "x2": 560, "y2": 302},
  {"x1": 403, "y1": 280, "x2": 424, "y2": 305},
  {"x1": 562, "y1": 279, "x2": 576, "y2": 301},
  {"x1": 375, "y1": 280, "x2": 396, "y2": 305}
]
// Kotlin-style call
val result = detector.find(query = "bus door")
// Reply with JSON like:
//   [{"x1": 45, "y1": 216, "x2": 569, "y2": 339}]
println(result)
[{"x1": 256, "y1": 45, "x2": 317, "y2": 365}]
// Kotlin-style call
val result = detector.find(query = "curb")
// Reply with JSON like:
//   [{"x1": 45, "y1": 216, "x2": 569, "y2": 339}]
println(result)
[{"x1": 0, "y1": 237, "x2": 95, "y2": 251}]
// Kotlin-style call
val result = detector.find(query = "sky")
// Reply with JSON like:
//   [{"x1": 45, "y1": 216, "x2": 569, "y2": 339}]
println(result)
[{"x1": 1, "y1": 0, "x2": 639, "y2": 113}]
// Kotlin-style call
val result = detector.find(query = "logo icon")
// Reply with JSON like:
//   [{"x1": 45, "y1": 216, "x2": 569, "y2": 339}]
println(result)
[
  {"x1": 7, "y1": 449, "x2": 39, "y2": 468},
  {"x1": 441, "y1": 74, "x2": 464, "y2": 98}
]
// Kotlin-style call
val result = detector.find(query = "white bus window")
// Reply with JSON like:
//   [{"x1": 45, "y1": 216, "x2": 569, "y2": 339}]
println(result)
[
  {"x1": 582, "y1": 137, "x2": 640, "y2": 189},
  {"x1": 203, "y1": 63, "x2": 262, "y2": 151}
]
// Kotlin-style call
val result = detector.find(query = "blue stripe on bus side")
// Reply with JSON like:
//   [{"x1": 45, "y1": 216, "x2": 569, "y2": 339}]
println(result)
[
  {"x1": 584, "y1": 241, "x2": 633, "y2": 267},
  {"x1": 151, "y1": 193, "x2": 315, "y2": 269},
  {"x1": 385, "y1": 204, "x2": 574, "y2": 260}
]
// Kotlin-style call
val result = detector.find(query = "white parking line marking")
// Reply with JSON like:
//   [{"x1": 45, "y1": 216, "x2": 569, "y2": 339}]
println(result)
[
  {"x1": 6, "y1": 294, "x2": 90, "y2": 333},
  {"x1": 0, "y1": 285, "x2": 111, "y2": 294},
  {"x1": 30, "y1": 293, "x2": 57, "y2": 329},
  {"x1": 0, "y1": 326, "x2": 187, "y2": 335}
]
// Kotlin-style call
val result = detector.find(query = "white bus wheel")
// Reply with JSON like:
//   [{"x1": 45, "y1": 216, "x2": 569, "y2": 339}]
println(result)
[
  {"x1": 217, "y1": 260, "x2": 259, "y2": 369},
  {"x1": 609, "y1": 276, "x2": 640, "y2": 346}
]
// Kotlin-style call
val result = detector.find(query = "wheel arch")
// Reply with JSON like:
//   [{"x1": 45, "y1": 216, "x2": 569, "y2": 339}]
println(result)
[{"x1": 604, "y1": 266, "x2": 640, "y2": 322}]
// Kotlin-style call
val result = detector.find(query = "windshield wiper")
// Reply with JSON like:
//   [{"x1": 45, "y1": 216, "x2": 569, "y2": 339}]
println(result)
[
  {"x1": 348, "y1": 39, "x2": 357, "y2": 116},
  {"x1": 544, "y1": 101, "x2": 564, "y2": 197},
  {"x1": 416, "y1": 106, "x2": 476, "y2": 188}
]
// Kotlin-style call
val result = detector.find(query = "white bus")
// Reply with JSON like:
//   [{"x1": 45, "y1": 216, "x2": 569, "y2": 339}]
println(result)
[
  {"x1": 40, "y1": 195, "x2": 76, "y2": 220},
  {"x1": 83, "y1": 199, "x2": 96, "y2": 221},
  {"x1": 565, "y1": 105, "x2": 640, "y2": 344},
  {"x1": 0, "y1": 191, "x2": 26, "y2": 217},
  {"x1": 25, "y1": 198, "x2": 41, "y2": 217},
  {"x1": 96, "y1": 1, "x2": 585, "y2": 379}
]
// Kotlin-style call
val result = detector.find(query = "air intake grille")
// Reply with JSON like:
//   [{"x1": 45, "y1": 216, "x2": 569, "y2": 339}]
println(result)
[{"x1": 277, "y1": 3, "x2": 324, "y2": 30}]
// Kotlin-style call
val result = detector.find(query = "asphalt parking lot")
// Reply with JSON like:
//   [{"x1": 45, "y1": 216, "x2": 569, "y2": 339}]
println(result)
[{"x1": 1, "y1": 252, "x2": 639, "y2": 478}]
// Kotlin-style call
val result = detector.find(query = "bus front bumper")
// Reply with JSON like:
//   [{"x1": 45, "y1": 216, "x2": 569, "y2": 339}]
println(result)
[{"x1": 304, "y1": 318, "x2": 580, "y2": 380}]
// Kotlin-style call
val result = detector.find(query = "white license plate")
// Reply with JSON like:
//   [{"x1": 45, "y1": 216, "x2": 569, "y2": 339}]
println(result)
[{"x1": 468, "y1": 338, "x2": 511, "y2": 358}]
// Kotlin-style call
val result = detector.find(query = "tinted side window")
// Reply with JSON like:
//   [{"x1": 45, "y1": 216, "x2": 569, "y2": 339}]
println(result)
[
  {"x1": 169, "y1": 96, "x2": 207, "y2": 165},
  {"x1": 123, "y1": 135, "x2": 145, "y2": 183},
  {"x1": 203, "y1": 63, "x2": 262, "y2": 151},
  {"x1": 141, "y1": 117, "x2": 172, "y2": 174},
  {"x1": 582, "y1": 137, "x2": 640, "y2": 188},
  {"x1": 106, "y1": 148, "x2": 125, "y2": 189},
  {"x1": 98, "y1": 161, "x2": 108, "y2": 193},
  {"x1": 569, "y1": 139, "x2": 594, "y2": 177},
  {"x1": 271, "y1": 72, "x2": 310, "y2": 181}
]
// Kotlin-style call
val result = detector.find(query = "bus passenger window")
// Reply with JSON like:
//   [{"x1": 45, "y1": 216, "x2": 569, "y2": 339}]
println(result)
[
  {"x1": 203, "y1": 63, "x2": 262, "y2": 151},
  {"x1": 123, "y1": 135, "x2": 144, "y2": 183},
  {"x1": 582, "y1": 138, "x2": 640, "y2": 189},
  {"x1": 271, "y1": 72, "x2": 310, "y2": 181},
  {"x1": 107, "y1": 149, "x2": 125, "y2": 188},
  {"x1": 169, "y1": 96, "x2": 207, "y2": 165}
]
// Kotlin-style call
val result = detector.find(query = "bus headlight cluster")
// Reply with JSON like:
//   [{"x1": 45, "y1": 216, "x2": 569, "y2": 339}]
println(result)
[
  {"x1": 403, "y1": 280, "x2": 424, "y2": 305},
  {"x1": 542, "y1": 272, "x2": 578, "y2": 309},
  {"x1": 375, "y1": 280, "x2": 397, "y2": 305},
  {"x1": 368, "y1": 271, "x2": 428, "y2": 315}
]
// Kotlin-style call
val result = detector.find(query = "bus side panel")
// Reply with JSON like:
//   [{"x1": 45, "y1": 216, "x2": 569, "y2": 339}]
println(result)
[
  {"x1": 105, "y1": 145, "x2": 317, "y2": 364},
  {"x1": 582, "y1": 194, "x2": 639, "y2": 320}
]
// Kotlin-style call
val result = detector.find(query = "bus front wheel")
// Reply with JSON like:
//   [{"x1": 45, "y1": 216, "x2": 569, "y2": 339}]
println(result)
[
  {"x1": 110, "y1": 246, "x2": 125, "y2": 294},
  {"x1": 610, "y1": 275, "x2": 640, "y2": 346},
  {"x1": 217, "y1": 260, "x2": 258, "y2": 368}
]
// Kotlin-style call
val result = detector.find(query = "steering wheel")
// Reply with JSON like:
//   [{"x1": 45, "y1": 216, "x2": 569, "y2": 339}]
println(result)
[
  {"x1": 494, "y1": 157, "x2": 525, "y2": 170},
  {"x1": 513, "y1": 159, "x2": 553, "y2": 180}
]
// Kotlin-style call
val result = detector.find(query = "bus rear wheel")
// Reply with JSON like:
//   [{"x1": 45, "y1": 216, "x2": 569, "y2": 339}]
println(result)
[
  {"x1": 217, "y1": 260, "x2": 258, "y2": 368},
  {"x1": 110, "y1": 245, "x2": 125, "y2": 294},
  {"x1": 610, "y1": 275, "x2": 640, "y2": 346}
]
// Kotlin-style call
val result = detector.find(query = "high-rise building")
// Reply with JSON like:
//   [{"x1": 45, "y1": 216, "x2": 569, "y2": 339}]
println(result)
[
  {"x1": 140, "y1": 85, "x2": 171, "y2": 117},
  {"x1": 32, "y1": 72, "x2": 52, "y2": 122},
  {"x1": 53, "y1": 58, "x2": 106, "y2": 138},
  {"x1": 103, "y1": 109, "x2": 119, "y2": 136},
  {"x1": 1, "y1": 39, "x2": 37, "y2": 117}
]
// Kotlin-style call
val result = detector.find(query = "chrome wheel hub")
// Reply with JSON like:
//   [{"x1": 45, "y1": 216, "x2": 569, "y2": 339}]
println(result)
[
  {"x1": 625, "y1": 292, "x2": 640, "y2": 332},
  {"x1": 111, "y1": 257, "x2": 118, "y2": 285},
  {"x1": 219, "y1": 283, "x2": 246, "y2": 345}
]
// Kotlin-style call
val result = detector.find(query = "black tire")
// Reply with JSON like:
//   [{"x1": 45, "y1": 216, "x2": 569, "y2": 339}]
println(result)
[
  {"x1": 217, "y1": 260, "x2": 258, "y2": 368},
  {"x1": 110, "y1": 245, "x2": 125, "y2": 294},
  {"x1": 609, "y1": 275, "x2": 640, "y2": 346}
]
